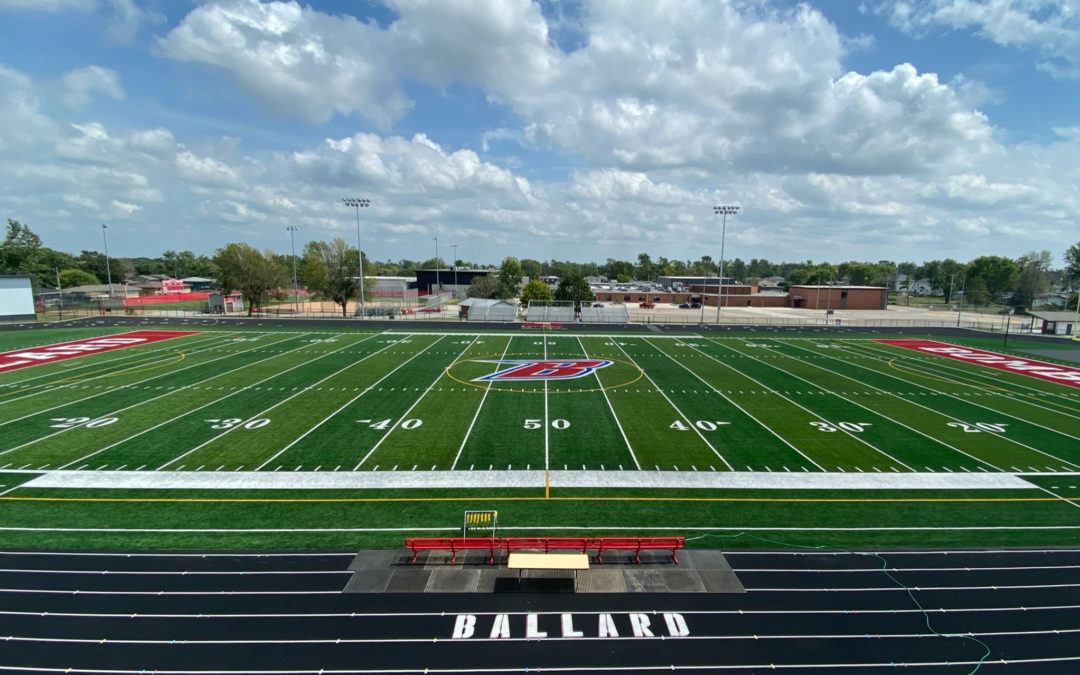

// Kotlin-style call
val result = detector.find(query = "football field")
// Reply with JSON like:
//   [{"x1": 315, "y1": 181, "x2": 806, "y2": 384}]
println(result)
[{"x1": 1, "y1": 323, "x2": 1079, "y2": 550}]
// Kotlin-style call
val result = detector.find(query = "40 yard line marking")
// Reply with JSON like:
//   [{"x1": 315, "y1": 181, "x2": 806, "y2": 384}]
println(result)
[
  {"x1": 353, "y1": 336, "x2": 479, "y2": 470},
  {"x1": 614, "y1": 338, "x2": 732, "y2": 470},
  {"x1": 577, "y1": 336, "x2": 640, "y2": 470},
  {"x1": 257, "y1": 336, "x2": 447, "y2": 470},
  {"x1": 158, "y1": 334, "x2": 381, "y2": 471},
  {"x1": 644, "y1": 338, "x2": 822, "y2": 472},
  {"x1": 451, "y1": 335, "x2": 513, "y2": 470}
]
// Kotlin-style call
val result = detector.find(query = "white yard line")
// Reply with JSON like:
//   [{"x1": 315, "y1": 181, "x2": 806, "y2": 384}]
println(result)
[
  {"x1": 644, "y1": 338, "x2": 823, "y2": 472},
  {"x1": 576, "y1": 336, "x2": 640, "y2": 470},
  {"x1": 0, "y1": 333, "x2": 299, "y2": 429},
  {"x1": 256, "y1": 336, "x2": 447, "y2": 470},
  {"x1": 693, "y1": 340, "x2": 915, "y2": 471},
  {"x1": 790, "y1": 341, "x2": 1080, "y2": 469},
  {"x1": 854, "y1": 340, "x2": 1080, "y2": 413},
  {"x1": 157, "y1": 335, "x2": 382, "y2": 471},
  {"x1": 755, "y1": 339, "x2": 1003, "y2": 471},
  {"x1": 610, "y1": 338, "x2": 731, "y2": 469},
  {"x1": 0, "y1": 333, "x2": 224, "y2": 394},
  {"x1": 353, "y1": 337, "x2": 480, "y2": 470},
  {"x1": 543, "y1": 334, "x2": 550, "y2": 472},
  {"x1": 0, "y1": 334, "x2": 323, "y2": 461},
  {"x1": 849, "y1": 341, "x2": 1080, "y2": 434},
  {"x1": 450, "y1": 336, "x2": 513, "y2": 470}
]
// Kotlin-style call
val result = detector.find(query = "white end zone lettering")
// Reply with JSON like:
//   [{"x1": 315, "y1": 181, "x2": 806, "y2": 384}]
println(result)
[
  {"x1": 876, "y1": 339, "x2": 1080, "y2": 389},
  {"x1": 450, "y1": 612, "x2": 690, "y2": 639},
  {"x1": 0, "y1": 330, "x2": 200, "y2": 373}
]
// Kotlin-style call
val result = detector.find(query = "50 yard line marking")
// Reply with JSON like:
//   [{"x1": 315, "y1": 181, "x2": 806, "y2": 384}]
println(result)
[
  {"x1": 543, "y1": 334, "x2": 550, "y2": 476},
  {"x1": 450, "y1": 335, "x2": 513, "y2": 470},
  {"x1": 577, "y1": 336, "x2": 640, "y2": 470}
]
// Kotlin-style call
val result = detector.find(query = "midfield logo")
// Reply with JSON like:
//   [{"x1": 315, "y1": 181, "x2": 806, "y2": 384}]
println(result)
[{"x1": 473, "y1": 359, "x2": 613, "y2": 382}]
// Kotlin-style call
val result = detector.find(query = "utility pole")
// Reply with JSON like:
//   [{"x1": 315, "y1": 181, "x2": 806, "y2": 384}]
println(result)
[
  {"x1": 433, "y1": 236, "x2": 441, "y2": 299},
  {"x1": 101, "y1": 224, "x2": 113, "y2": 299},
  {"x1": 451, "y1": 243, "x2": 458, "y2": 299},
  {"x1": 287, "y1": 225, "x2": 300, "y2": 314},
  {"x1": 55, "y1": 267, "x2": 63, "y2": 321},
  {"x1": 714, "y1": 204, "x2": 739, "y2": 325}
]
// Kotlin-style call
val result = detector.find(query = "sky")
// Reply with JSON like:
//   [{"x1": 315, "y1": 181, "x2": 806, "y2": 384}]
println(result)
[{"x1": 0, "y1": 0, "x2": 1078, "y2": 267}]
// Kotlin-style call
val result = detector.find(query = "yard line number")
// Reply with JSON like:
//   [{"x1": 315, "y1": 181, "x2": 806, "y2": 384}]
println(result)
[
  {"x1": 670, "y1": 420, "x2": 730, "y2": 431},
  {"x1": 947, "y1": 421, "x2": 1009, "y2": 434},
  {"x1": 50, "y1": 416, "x2": 118, "y2": 429},
  {"x1": 357, "y1": 418, "x2": 423, "y2": 430},
  {"x1": 525, "y1": 418, "x2": 570, "y2": 430},
  {"x1": 205, "y1": 418, "x2": 271, "y2": 430},
  {"x1": 811, "y1": 421, "x2": 872, "y2": 433}
]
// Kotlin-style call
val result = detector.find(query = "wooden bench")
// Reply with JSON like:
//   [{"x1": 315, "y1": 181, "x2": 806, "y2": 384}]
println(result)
[
  {"x1": 594, "y1": 536, "x2": 685, "y2": 564},
  {"x1": 404, "y1": 537, "x2": 500, "y2": 565},
  {"x1": 507, "y1": 552, "x2": 590, "y2": 587}
]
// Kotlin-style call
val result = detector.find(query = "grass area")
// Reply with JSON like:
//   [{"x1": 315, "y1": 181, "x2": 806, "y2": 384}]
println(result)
[{"x1": 1, "y1": 324, "x2": 1079, "y2": 550}]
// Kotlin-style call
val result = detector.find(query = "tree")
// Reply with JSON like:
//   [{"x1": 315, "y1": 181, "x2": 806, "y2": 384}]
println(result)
[
  {"x1": 520, "y1": 279, "x2": 552, "y2": 304},
  {"x1": 554, "y1": 273, "x2": 594, "y2": 309},
  {"x1": 520, "y1": 258, "x2": 543, "y2": 279},
  {"x1": 76, "y1": 250, "x2": 123, "y2": 286},
  {"x1": 212, "y1": 243, "x2": 287, "y2": 315},
  {"x1": 603, "y1": 258, "x2": 634, "y2": 281},
  {"x1": 300, "y1": 238, "x2": 359, "y2": 317},
  {"x1": 838, "y1": 261, "x2": 875, "y2": 286},
  {"x1": 966, "y1": 255, "x2": 1018, "y2": 303},
  {"x1": 496, "y1": 257, "x2": 523, "y2": 300},
  {"x1": 0, "y1": 219, "x2": 43, "y2": 281},
  {"x1": 1065, "y1": 241, "x2": 1080, "y2": 289},
  {"x1": 1012, "y1": 251, "x2": 1053, "y2": 308},
  {"x1": 58, "y1": 269, "x2": 99, "y2": 288},
  {"x1": 466, "y1": 274, "x2": 498, "y2": 298}
]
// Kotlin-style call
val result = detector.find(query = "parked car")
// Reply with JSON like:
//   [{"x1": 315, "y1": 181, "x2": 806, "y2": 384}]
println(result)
[
  {"x1": 420, "y1": 306, "x2": 442, "y2": 313},
  {"x1": 691, "y1": 302, "x2": 701, "y2": 309},
  {"x1": 591, "y1": 302, "x2": 604, "y2": 307},
  {"x1": 678, "y1": 302, "x2": 691, "y2": 309},
  {"x1": 638, "y1": 302, "x2": 655, "y2": 309}
]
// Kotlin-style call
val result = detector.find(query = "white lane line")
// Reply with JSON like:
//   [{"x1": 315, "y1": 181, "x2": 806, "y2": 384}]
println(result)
[
  {"x1": 254, "y1": 337, "x2": 444, "y2": 470},
  {"x1": 697, "y1": 339, "x2": 914, "y2": 471},
  {"x1": 646, "y1": 338, "x2": 822, "y2": 472},
  {"x1": 577, "y1": 336, "x2": 640, "y2": 470},
  {"x1": 157, "y1": 335, "x2": 381, "y2": 470},
  {"x1": 612, "y1": 338, "x2": 732, "y2": 470},
  {"x1": 0, "y1": 568, "x2": 351, "y2": 575},
  {"x1": 353, "y1": 337, "x2": 479, "y2": 470},
  {"x1": 0, "y1": 551, "x2": 355, "y2": 557},
  {"x1": 543, "y1": 334, "x2": 550, "y2": 473},
  {"x1": 2, "y1": 524, "x2": 1076, "y2": 533},
  {"x1": 451, "y1": 336, "x2": 513, "y2": 470}
]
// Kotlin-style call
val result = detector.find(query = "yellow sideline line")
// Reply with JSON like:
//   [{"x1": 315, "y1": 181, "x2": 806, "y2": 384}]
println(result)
[
  {"x1": 2, "y1": 495, "x2": 1077, "y2": 504},
  {"x1": 0, "y1": 351, "x2": 189, "y2": 399}
]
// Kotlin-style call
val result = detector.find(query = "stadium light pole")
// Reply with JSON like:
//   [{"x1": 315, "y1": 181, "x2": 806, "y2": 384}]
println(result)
[
  {"x1": 342, "y1": 198, "x2": 370, "y2": 318},
  {"x1": 451, "y1": 243, "x2": 458, "y2": 299},
  {"x1": 714, "y1": 204, "x2": 739, "y2": 325},
  {"x1": 286, "y1": 225, "x2": 300, "y2": 314},
  {"x1": 433, "y1": 236, "x2": 441, "y2": 298},
  {"x1": 101, "y1": 224, "x2": 113, "y2": 299}
]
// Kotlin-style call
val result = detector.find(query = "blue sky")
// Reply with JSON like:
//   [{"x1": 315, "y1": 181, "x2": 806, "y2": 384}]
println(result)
[{"x1": 1, "y1": 0, "x2": 1078, "y2": 267}]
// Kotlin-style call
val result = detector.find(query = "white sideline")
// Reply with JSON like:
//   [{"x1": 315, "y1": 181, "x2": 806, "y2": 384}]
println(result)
[{"x1": 17, "y1": 469, "x2": 1034, "y2": 490}]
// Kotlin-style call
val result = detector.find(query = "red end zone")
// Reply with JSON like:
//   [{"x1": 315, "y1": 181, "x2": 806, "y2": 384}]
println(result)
[
  {"x1": 0, "y1": 330, "x2": 201, "y2": 373},
  {"x1": 876, "y1": 339, "x2": 1080, "y2": 389}
]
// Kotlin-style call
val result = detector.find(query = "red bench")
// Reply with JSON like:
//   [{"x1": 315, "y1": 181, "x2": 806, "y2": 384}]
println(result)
[
  {"x1": 594, "y1": 537, "x2": 685, "y2": 564},
  {"x1": 503, "y1": 537, "x2": 590, "y2": 555},
  {"x1": 404, "y1": 537, "x2": 500, "y2": 565}
]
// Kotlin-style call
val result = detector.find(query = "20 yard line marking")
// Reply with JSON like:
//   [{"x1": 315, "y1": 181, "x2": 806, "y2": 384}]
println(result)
[
  {"x1": 451, "y1": 336, "x2": 513, "y2": 470},
  {"x1": 257, "y1": 336, "x2": 447, "y2": 470},
  {"x1": 577, "y1": 336, "x2": 640, "y2": 470},
  {"x1": 353, "y1": 336, "x2": 479, "y2": 470},
  {"x1": 158, "y1": 334, "x2": 383, "y2": 471}
]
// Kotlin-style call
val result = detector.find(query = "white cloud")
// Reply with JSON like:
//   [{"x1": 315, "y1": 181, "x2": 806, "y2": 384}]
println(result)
[
  {"x1": 0, "y1": 0, "x2": 160, "y2": 43},
  {"x1": 873, "y1": 0, "x2": 1080, "y2": 77},
  {"x1": 62, "y1": 66, "x2": 124, "y2": 110}
]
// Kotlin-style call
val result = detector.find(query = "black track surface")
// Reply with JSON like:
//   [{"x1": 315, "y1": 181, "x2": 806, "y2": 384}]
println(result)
[{"x1": 1, "y1": 548, "x2": 1078, "y2": 673}]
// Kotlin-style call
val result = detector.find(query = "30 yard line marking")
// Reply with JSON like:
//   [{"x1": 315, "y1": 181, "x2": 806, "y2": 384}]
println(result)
[
  {"x1": 696, "y1": 340, "x2": 915, "y2": 472},
  {"x1": 353, "y1": 336, "x2": 479, "y2": 470},
  {"x1": 577, "y1": 336, "x2": 640, "y2": 470},
  {"x1": 644, "y1": 338, "x2": 822, "y2": 472},
  {"x1": 451, "y1": 336, "x2": 513, "y2": 470},
  {"x1": 613, "y1": 338, "x2": 732, "y2": 470},
  {"x1": 158, "y1": 334, "x2": 383, "y2": 470},
  {"x1": 794, "y1": 341, "x2": 1080, "y2": 470},
  {"x1": 257, "y1": 336, "x2": 447, "y2": 470},
  {"x1": 0, "y1": 334, "x2": 319, "y2": 462}
]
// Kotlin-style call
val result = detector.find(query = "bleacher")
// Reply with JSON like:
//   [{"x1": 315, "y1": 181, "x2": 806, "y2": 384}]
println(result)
[
  {"x1": 526, "y1": 301, "x2": 576, "y2": 323},
  {"x1": 579, "y1": 304, "x2": 630, "y2": 323}
]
